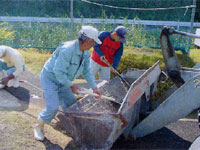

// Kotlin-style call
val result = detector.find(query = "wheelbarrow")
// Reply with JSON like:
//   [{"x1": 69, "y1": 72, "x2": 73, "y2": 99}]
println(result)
[{"x1": 56, "y1": 61, "x2": 162, "y2": 149}]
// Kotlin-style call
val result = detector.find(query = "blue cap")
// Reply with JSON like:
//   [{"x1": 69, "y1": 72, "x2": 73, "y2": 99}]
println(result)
[{"x1": 114, "y1": 26, "x2": 127, "y2": 43}]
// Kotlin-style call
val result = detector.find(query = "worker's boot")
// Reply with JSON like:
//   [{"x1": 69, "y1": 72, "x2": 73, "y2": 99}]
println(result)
[
  {"x1": 11, "y1": 77, "x2": 19, "y2": 88},
  {"x1": 34, "y1": 117, "x2": 45, "y2": 141},
  {"x1": 7, "y1": 77, "x2": 19, "y2": 88},
  {"x1": 0, "y1": 71, "x2": 6, "y2": 89},
  {"x1": 0, "y1": 83, "x2": 5, "y2": 89}
]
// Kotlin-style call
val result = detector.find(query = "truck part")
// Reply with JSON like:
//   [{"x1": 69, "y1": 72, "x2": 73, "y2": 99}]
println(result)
[
  {"x1": 189, "y1": 135, "x2": 200, "y2": 150},
  {"x1": 131, "y1": 26, "x2": 200, "y2": 139}
]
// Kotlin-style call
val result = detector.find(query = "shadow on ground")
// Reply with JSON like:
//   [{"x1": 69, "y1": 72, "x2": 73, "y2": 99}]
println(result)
[
  {"x1": 5, "y1": 86, "x2": 30, "y2": 111},
  {"x1": 56, "y1": 125, "x2": 192, "y2": 149},
  {"x1": 43, "y1": 138, "x2": 63, "y2": 150},
  {"x1": 112, "y1": 127, "x2": 191, "y2": 149}
]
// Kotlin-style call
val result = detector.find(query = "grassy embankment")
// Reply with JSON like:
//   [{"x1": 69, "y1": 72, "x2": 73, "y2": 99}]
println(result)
[{"x1": 18, "y1": 46, "x2": 200, "y2": 75}]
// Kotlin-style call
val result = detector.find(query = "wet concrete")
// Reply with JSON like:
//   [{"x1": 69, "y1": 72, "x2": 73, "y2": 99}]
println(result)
[{"x1": 68, "y1": 77, "x2": 126, "y2": 114}]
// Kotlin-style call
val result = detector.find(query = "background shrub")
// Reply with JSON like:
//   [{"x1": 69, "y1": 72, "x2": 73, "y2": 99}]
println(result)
[{"x1": 0, "y1": 23, "x2": 16, "y2": 45}]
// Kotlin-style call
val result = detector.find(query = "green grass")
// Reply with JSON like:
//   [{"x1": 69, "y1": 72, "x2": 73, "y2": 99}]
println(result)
[
  {"x1": 0, "y1": 106, "x2": 74, "y2": 150},
  {"x1": 189, "y1": 49, "x2": 200, "y2": 65},
  {"x1": 18, "y1": 47, "x2": 200, "y2": 75},
  {"x1": 18, "y1": 48, "x2": 51, "y2": 75},
  {"x1": 0, "y1": 111, "x2": 45, "y2": 150},
  {"x1": 19, "y1": 47, "x2": 162, "y2": 75}
]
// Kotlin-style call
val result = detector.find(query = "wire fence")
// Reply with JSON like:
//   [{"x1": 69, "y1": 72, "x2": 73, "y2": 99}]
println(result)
[{"x1": 0, "y1": 0, "x2": 198, "y2": 55}]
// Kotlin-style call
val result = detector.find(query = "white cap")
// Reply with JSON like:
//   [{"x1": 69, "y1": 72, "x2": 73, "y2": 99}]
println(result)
[{"x1": 81, "y1": 26, "x2": 102, "y2": 44}]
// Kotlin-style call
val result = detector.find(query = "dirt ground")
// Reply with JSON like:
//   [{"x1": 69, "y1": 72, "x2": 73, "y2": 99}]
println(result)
[{"x1": 0, "y1": 70, "x2": 200, "y2": 150}]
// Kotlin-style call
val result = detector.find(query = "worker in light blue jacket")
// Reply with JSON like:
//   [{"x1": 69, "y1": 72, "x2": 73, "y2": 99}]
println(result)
[{"x1": 34, "y1": 26, "x2": 102, "y2": 141}]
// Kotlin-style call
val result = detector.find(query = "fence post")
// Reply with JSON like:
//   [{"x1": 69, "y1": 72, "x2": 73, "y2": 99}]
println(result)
[
  {"x1": 188, "y1": 0, "x2": 196, "y2": 55},
  {"x1": 70, "y1": 0, "x2": 74, "y2": 40}
]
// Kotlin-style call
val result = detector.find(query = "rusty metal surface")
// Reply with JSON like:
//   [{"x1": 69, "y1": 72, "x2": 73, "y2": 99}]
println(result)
[
  {"x1": 56, "y1": 77, "x2": 128, "y2": 149},
  {"x1": 56, "y1": 61, "x2": 161, "y2": 149},
  {"x1": 118, "y1": 61, "x2": 161, "y2": 114},
  {"x1": 117, "y1": 61, "x2": 161, "y2": 137},
  {"x1": 57, "y1": 111, "x2": 123, "y2": 149}
]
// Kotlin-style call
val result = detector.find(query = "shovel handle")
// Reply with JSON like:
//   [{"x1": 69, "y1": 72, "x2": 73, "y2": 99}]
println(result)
[
  {"x1": 101, "y1": 57, "x2": 131, "y2": 87},
  {"x1": 79, "y1": 89, "x2": 121, "y2": 104},
  {"x1": 78, "y1": 90, "x2": 114, "y2": 100}
]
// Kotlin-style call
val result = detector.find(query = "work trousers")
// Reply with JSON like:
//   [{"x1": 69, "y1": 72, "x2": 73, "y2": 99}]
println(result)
[
  {"x1": 90, "y1": 59, "x2": 110, "y2": 81},
  {"x1": 39, "y1": 69, "x2": 76, "y2": 123}
]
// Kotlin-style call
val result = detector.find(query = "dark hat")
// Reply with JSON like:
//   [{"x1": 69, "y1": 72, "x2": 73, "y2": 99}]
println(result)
[{"x1": 114, "y1": 26, "x2": 128, "y2": 43}]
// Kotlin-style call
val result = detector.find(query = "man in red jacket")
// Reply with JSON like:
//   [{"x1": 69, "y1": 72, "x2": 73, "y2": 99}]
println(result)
[{"x1": 90, "y1": 26, "x2": 127, "y2": 80}]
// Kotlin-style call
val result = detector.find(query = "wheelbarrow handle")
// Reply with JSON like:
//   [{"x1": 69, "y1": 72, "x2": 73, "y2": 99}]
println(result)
[{"x1": 79, "y1": 88, "x2": 121, "y2": 105}]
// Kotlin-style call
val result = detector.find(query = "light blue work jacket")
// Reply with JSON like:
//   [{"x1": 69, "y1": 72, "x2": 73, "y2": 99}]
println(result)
[{"x1": 43, "y1": 40, "x2": 97, "y2": 89}]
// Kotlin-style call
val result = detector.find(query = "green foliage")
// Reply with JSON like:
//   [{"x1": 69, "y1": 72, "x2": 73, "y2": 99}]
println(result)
[
  {"x1": 111, "y1": 48, "x2": 197, "y2": 101},
  {"x1": 0, "y1": 23, "x2": 16, "y2": 45},
  {"x1": 116, "y1": 52, "x2": 164, "y2": 74},
  {"x1": 9, "y1": 22, "x2": 84, "y2": 48},
  {"x1": 111, "y1": 51, "x2": 164, "y2": 78},
  {"x1": 0, "y1": 0, "x2": 196, "y2": 21},
  {"x1": 0, "y1": 1, "x2": 69, "y2": 17},
  {"x1": 18, "y1": 48, "x2": 51, "y2": 74},
  {"x1": 177, "y1": 52, "x2": 196, "y2": 67},
  {"x1": 190, "y1": 49, "x2": 200, "y2": 64},
  {"x1": 0, "y1": 22, "x2": 161, "y2": 49},
  {"x1": 0, "y1": 21, "x2": 192, "y2": 58},
  {"x1": 127, "y1": 23, "x2": 147, "y2": 46},
  {"x1": 14, "y1": 22, "x2": 69, "y2": 47},
  {"x1": 152, "y1": 79, "x2": 174, "y2": 102}
]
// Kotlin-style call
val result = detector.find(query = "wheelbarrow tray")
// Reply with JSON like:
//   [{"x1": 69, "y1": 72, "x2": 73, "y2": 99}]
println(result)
[{"x1": 56, "y1": 61, "x2": 161, "y2": 149}]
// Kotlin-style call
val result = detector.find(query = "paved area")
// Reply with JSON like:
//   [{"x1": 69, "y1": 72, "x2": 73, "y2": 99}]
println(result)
[
  {"x1": 112, "y1": 120, "x2": 198, "y2": 149},
  {"x1": 1, "y1": 69, "x2": 200, "y2": 149},
  {"x1": 189, "y1": 135, "x2": 200, "y2": 150},
  {"x1": 0, "y1": 90, "x2": 24, "y2": 111},
  {"x1": 5, "y1": 70, "x2": 45, "y2": 109}
]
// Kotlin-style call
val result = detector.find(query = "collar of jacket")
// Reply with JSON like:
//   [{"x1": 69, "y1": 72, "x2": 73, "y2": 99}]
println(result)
[{"x1": 75, "y1": 40, "x2": 90, "y2": 57}]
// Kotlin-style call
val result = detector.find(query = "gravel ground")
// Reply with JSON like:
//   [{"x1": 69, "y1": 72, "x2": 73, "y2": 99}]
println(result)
[{"x1": 5, "y1": 70, "x2": 200, "y2": 150}]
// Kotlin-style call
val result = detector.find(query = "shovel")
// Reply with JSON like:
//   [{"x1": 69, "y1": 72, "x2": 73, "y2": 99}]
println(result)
[{"x1": 101, "y1": 57, "x2": 131, "y2": 88}]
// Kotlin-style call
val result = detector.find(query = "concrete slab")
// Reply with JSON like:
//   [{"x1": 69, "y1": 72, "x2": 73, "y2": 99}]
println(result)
[{"x1": 0, "y1": 89, "x2": 28, "y2": 111}]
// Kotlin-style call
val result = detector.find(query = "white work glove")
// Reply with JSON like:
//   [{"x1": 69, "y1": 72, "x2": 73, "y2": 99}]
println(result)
[
  {"x1": 100, "y1": 56, "x2": 106, "y2": 62},
  {"x1": 92, "y1": 88, "x2": 101, "y2": 99},
  {"x1": 111, "y1": 68, "x2": 118, "y2": 74},
  {"x1": 100, "y1": 56, "x2": 117, "y2": 74},
  {"x1": 100, "y1": 56, "x2": 110, "y2": 66},
  {"x1": 70, "y1": 85, "x2": 81, "y2": 94}
]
